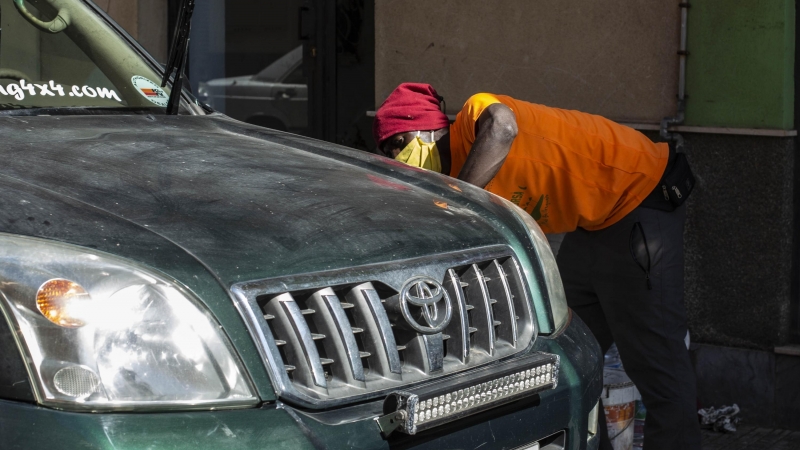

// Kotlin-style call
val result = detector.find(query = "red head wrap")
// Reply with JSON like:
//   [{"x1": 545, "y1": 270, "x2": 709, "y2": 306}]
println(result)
[{"x1": 373, "y1": 83, "x2": 450, "y2": 147}]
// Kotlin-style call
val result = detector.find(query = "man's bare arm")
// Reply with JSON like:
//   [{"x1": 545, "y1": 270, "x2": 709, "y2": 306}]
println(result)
[{"x1": 456, "y1": 103, "x2": 518, "y2": 188}]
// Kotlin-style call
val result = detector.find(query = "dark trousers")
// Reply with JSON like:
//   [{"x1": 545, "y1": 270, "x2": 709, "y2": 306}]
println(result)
[{"x1": 556, "y1": 204, "x2": 701, "y2": 450}]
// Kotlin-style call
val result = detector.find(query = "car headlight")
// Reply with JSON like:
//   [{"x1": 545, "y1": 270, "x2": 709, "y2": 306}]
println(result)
[
  {"x1": 0, "y1": 234, "x2": 257, "y2": 411},
  {"x1": 496, "y1": 197, "x2": 570, "y2": 333}
]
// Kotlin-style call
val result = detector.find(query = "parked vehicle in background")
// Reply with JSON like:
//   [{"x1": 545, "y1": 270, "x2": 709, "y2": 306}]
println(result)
[
  {"x1": 0, "y1": 0, "x2": 602, "y2": 449},
  {"x1": 197, "y1": 45, "x2": 308, "y2": 133}
]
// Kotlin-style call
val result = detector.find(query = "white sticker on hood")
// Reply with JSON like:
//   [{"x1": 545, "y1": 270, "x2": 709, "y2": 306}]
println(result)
[{"x1": 131, "y1": 75, "x2": 169, "y2": 107}]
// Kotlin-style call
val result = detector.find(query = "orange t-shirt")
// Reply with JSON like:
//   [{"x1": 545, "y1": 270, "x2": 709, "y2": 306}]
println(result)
[{"x1": 449, "y1": 94, "x2": 669, "y2": 234}]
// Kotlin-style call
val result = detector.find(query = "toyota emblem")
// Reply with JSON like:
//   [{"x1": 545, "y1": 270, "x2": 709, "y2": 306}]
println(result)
[{"x1": 398, "y1": 276, "x2": 452, "y2": 334}]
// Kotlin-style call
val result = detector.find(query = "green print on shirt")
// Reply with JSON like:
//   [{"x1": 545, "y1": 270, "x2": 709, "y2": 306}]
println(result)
[
  {"x1": 531, "y1": 195, "x2": 545, "y2": 221},
  {"x1": 510, "y1": 191, "x2": 524, "y2": 205},
  {"x1": 511, "y1": 186, "x2": 549, "y2": 226}
]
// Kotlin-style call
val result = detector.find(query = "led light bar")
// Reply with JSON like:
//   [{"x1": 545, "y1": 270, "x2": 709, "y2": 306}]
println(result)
[{"x1": 376, "y1": 352, "x2": 559, "y2": 437}]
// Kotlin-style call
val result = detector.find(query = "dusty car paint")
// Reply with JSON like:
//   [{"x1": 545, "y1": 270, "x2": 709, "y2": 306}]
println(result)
[
  {"x1": 0, "y1": 312, "x2": 600, "y2": 450},
  {"x1": 0, "y1": 113, "x2": 559, "y2": 332},
  {"x1": 0, "y1": 112, "x2": 601, "y2": 449},
  {"x1": 0, "y1": 113, "x2": 544, "y2": 401},
  {"x1": 0, "y1": 114, "x2": 509, "y2": 283}
]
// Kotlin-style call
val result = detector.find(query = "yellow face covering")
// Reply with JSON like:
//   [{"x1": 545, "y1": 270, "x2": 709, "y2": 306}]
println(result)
[{"x1": 394, "y1": 133, "x2": 442, "y2": 173}]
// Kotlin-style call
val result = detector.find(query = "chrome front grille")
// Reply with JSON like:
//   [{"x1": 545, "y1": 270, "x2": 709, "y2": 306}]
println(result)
[{"x1": 231, "y1": 246, "x2": 537, "y2": 407}]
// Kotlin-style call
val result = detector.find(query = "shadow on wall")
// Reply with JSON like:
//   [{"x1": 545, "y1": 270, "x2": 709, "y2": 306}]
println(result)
[{"x1": 681, "y1": 134, "x2": 795, "y2": 350}]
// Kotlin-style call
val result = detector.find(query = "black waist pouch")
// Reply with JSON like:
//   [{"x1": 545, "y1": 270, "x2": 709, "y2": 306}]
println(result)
[{"x1": 641, "y1": 152, "x2": 695, "y2": 211}]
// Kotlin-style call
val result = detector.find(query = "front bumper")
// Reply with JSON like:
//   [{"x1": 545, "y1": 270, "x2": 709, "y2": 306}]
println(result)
[{"x1": 0, "y1": 312, "x2": 601, "y2": 450}]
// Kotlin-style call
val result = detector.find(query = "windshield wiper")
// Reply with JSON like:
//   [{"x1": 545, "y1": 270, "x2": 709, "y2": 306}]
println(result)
[{"x1": 161, "y1": 0, "x2": 195, "y2": 115}]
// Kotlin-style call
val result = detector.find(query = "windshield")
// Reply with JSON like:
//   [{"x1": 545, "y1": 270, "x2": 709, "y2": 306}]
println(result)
[{"x1": 0, "y1": 0, "x2": 186, "y2": 113}]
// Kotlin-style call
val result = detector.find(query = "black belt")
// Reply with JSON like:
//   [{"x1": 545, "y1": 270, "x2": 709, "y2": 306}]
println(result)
[{"x1": 640, "y1": 142, "x2": 695, "y2": 211}]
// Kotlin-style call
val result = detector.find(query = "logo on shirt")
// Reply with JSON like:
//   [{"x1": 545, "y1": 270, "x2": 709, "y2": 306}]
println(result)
[
  {"x1": 531, "y1": 195, "x2": 545, "y2": 221},
  {"x1": 511, "y1": 190, "x2": 525, "y2": 205},
  {"x1": 511, "y1": 187, "x2": 550, "y2": 227},
  {"x1": 530, "y1": 195, "x2": 550, "y2": 226}
]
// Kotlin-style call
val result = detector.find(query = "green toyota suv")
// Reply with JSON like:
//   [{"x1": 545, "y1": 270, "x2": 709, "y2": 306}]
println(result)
[{"x1": 0, "y1": 0, "x2": 602, "y2": 448}]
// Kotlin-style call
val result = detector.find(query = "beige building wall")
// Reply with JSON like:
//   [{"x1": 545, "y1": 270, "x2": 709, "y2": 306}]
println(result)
[
  {"x1": 95, "y1": 0, "x2": 168, "y2": 62},
  {"x1": 376, "y1": 0, "x2": 681, "y2": 123}
]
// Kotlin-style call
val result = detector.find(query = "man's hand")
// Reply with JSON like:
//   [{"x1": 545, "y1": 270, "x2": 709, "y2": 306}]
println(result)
[{"x1": 457, "y1": 103, "x2": 518, "y2": 188}]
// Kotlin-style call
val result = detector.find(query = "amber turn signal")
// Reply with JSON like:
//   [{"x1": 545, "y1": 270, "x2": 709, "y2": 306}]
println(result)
[{"x1": 36, "y1": 279, "x2": 91, "y2": 327}]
